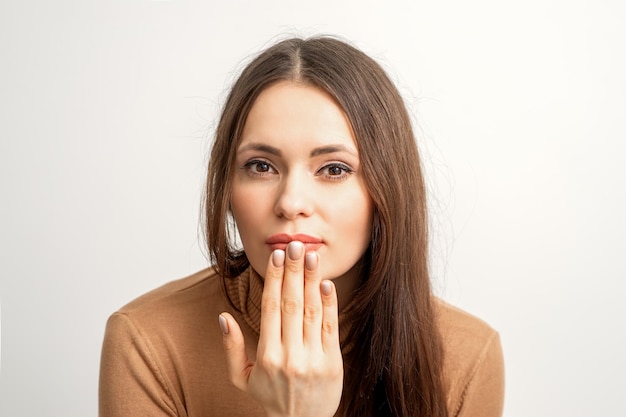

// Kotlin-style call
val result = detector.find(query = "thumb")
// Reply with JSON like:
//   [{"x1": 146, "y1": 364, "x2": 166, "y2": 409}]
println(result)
[{"x1": 219, "y1": 312, "x2": 252, "y2": 392}]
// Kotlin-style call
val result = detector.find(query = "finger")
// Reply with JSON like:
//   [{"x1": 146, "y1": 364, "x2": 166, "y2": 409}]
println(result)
[
  {"x1": 303, "y1": 251, "x2": 323, "y2": 348},
  {"x1": 320, "y1": 280, "x2": 341, "y2": 354},
  {"x1": 281, "y1": 241, "x2": 305, "y2": 348},
  {"x1": 219, "y1": 313, "x2": 253, "y2": 392},
  {"x1": 258, "y1": 249, "x2": 285, "y2": 350}
]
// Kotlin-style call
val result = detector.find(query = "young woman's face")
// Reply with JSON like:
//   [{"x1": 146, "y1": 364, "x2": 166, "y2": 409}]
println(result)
[{"x1": 231, "y1": 81, "x2": 374, "y2": 283}]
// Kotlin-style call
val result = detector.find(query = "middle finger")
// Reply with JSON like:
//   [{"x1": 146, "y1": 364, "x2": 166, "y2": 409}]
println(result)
[{"x1": 281, "y1": 241, "x2": 305, "y2": 348}]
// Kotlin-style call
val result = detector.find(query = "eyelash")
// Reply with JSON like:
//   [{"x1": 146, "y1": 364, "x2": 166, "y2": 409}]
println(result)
[
  {"x1": 318, "y1": 163, "x2": 353, "y2": 181},
  {"x1": 242, "y1": 159, "x2": 276, "y2": 177},
  {"x1": 241, "y1": 160, "x2": 354, "y2": 181}
]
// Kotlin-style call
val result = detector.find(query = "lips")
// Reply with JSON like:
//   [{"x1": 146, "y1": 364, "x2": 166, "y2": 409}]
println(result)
[{"x1": 266, "y1": 233, "x2": 324, "y2": 251}]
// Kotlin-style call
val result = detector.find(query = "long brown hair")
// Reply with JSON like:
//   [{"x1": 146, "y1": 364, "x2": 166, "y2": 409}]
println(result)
[{"x1": 205, "y1": 36, "x2": 447, "y2": 417}]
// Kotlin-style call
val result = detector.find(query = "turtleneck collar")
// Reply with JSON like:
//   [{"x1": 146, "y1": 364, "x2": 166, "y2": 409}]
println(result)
[
  {"x1": 224, "y1": 267, "x2": 265, "y2": 335},
  {"x1": 223, "y1": 267, "x2": 351, "y2": 344}
]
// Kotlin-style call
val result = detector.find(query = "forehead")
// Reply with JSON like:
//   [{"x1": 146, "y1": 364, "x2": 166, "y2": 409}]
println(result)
[{"x1": 239, "y1": 81, "x2": 357, "y2": 151}]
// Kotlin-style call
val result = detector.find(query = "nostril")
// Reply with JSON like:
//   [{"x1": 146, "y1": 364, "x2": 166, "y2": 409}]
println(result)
[
  {"x1": 274, "y1": 195, "x2": 314, "y2": 219},
  {"x1": 273, "y1": 175, "x2": 315, "y2": 219}
]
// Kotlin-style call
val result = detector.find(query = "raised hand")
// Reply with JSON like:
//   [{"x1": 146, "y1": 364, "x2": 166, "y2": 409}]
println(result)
[{"x1": 219, "y1": 241, "x2": 343, "y2": 417}]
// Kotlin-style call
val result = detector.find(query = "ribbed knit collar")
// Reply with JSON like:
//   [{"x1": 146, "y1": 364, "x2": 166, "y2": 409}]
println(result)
[
  {"x1": 224, "y1": 267, "x2": 265, "y2": 335},
  {"x1": 224, "y1": 267, "x2": 350, "y2": 344}
]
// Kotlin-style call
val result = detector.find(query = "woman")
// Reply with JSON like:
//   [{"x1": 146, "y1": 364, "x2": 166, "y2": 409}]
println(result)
[{"x1": 100, "y1": 36, "x2": 504, "y2": 417}]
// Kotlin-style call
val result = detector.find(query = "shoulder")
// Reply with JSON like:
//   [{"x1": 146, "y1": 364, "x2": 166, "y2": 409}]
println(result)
[
  {"x1": 103, "y1": 267, "x2": 228, "y2": 358},
  {"x1": 435, "y1": 298, "x2": 499, "y2": 356},
  {"x1": 100, "y1": 268, "x2": 253, "y2": 415},
  {"x1": 118, "y1": 267, "x2": 222, "y2": 315},
  {"x1": 434, "y1": 298, "x2": 505, "y2": 417}
]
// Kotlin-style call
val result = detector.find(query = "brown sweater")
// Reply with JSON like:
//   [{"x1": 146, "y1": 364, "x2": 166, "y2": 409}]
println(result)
[{"x1": 99, "y1": 267, "x2": 504, "y2": 416}]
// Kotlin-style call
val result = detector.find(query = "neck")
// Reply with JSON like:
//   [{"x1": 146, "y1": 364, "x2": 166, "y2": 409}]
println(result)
[{"x1": 331, "y1": 261, "x2": 362, "y2": 312}]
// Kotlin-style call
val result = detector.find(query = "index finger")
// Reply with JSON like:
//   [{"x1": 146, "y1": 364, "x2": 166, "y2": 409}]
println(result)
[
  {"x1": 258, "y1": 249, "x2": 285, "y2": 350},
  {"x1": 280, "y1": 241, "x2": 306, "y2": 349}
]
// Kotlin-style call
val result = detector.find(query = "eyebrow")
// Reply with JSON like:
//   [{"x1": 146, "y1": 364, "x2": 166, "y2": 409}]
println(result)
[
  {"x1": 237, "y1": 143, "x2": 358, "y2": 158},
  {"x1": 237, "y1": 143, "x2": 281, "y2": 156},
  {"x1": 310, "y1": 144, "x2": 358, "y2": 158}
]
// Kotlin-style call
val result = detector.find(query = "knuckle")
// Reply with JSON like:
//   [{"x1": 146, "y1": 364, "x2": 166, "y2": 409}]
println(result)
[
  {"x1": 281, "y1": 298, "x2": 301, "y2": 315},
  {"x1": 258, "y1": 352, "x2": 282, "y2": 371},
  {"x1": 284, "y1": 359, "x2": 307, "y2": 378},
  {"x1": 222, "y1": 337, "x2": 236, "y2": 352},
  {"x1": 322, "y1": 320, "x2": 336, "y2": 334},
  {"x1": 303, "y1": 304, "x2": 320, "y2": 322},
  {"x1": 265, "y1": 269, "x2": 282, "y2": 281},
  {"x1": 304, "y1": 275, "x2": 320, "y2": 284},
  {"x1": 262, "y1": 297, "x2": 280, "y2": 313},
  {"x1": 285, "y1": 262, "x2": 302, "y2": 274},
  {"x1": 327, "y1": 364, "x2": 343, "y2": 379}
]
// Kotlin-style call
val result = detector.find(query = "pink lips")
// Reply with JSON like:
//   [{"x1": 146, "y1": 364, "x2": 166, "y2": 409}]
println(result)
[{"x1": 266, "y1": 233, "x2": 323, "y2": 251}]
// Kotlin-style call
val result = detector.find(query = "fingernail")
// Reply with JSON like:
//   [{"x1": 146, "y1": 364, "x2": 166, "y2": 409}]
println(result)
[
  {"x1": 218, "y1": 314, "x2": 229, "y2": 334},
  {"x1": 272, "y1": 249, "x2": 285, "y2": 267},
  {"x1": 321, "y1": 280, "x2": 332, "y2": 296},
  {"x1": 305, "y1": 252, "x2": 318, "y2": 271},
  {"x1": 287, "y1": 241, "x2": 304, "y2": 260}
]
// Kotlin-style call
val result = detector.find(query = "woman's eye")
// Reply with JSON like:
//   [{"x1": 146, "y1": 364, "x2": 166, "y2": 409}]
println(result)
[
  {"x1": 253, "y1": 162, "x2": 271, "y2": 172},
  {"x1": 243, "y1": 160, "x2": 275, "y2": 176},
  {"x1": 327, "y1": 166, "x2": 344, "y2": 175},
  {"x1": 318, "y1": 163, "x2": 353, "y2": 181}
]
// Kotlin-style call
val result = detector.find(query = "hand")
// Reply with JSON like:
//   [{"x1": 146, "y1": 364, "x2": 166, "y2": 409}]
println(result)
[{"x1": 219, "y1": 241, "x2": 343, "y2": 417}]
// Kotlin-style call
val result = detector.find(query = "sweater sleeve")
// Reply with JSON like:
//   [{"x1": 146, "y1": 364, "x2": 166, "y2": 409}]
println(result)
[
  {"x1": 453, "y1": 332, "x2": 505, "y2": 417},
  {"x1": 99, "y1": 312, "x2": 182, "y2": 417}
]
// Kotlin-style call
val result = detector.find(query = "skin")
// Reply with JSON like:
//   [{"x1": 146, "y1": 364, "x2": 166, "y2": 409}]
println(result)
[
  {"x1": 230, "y1": 81, "x2": 374, "y2": 309},
  {"x1": 220, "y1": 244, "x2": 343, "y2": 417},
  {"x1": 220, "y1": 81, "x2": 375, "y2": 417}
]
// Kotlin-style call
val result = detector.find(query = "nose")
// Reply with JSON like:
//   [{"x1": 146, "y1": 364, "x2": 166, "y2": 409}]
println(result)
[{"x1": 273, "y1": 172, "x2": 314, "y2": 219}]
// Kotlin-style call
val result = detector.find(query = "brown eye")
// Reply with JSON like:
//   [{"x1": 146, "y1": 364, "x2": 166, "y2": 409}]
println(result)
[
  {"x1": 327, "y1": 165, "x2": 344, "y2": 176},
  {"x1": 243, "y1": 159, "x2": 276, "y2": 177},
  {"x1": 256, "y1": 162, "x2": 270, "y2": 172},
  {"x1": 318, "y1": 163, "x2": 353, "y2": 182}
]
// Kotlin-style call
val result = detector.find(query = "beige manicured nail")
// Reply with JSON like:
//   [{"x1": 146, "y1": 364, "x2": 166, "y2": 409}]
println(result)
[
  {"x1": 218, "y1": 314, "x2": 229, "y2": 334},
  {"x1": 321, "y1": 280, "x2": 332, "y2": 296},
  {"x1": 272, "y1": 250, "x2": 285, "y2": 267},
  {"x1": 305, "y1": 252, "x2": 318, "y2": 270},
  {"x1": 287, "y1": 241, "x2": 304, "y2": 260}
]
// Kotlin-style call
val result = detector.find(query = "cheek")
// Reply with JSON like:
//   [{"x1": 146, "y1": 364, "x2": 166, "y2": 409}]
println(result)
[
  {"x1": 355, "y1": 192, "x2": 375, "y2": 251},
  {"x1": 230, "y1": 185, "x2": 274, "y2": 277},
  {"x1": 353, "y1": 202, "x2": 374, "y2": 245},
  {"x1": 332, "y1": 186, "x2": 374, "y2": 245},
  {"x1": 351, "y1": 181, "x2": 374, "y2": 224},
  {"x1": 230, "y1": 183, "x2": 275, "y2": 251},
  {"x1": 230, "y1": 186, "x2": 257, "y2": 238}
]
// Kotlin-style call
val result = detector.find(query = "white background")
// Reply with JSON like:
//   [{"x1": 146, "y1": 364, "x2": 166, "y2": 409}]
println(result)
[{"x1": 1, "y1": 1, "x2": 625, "y2": 416}]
